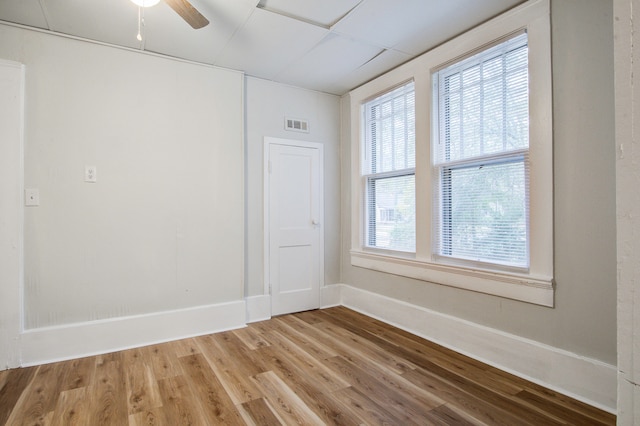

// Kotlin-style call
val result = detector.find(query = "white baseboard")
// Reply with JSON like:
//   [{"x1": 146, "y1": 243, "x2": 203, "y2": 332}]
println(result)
[
  {"x1": 334, "y1": 284, "x2": 617, "y2": 414},
  {"x1": 20, "y1": 300, "x2": 246, "y2": 366},
  {"x1": 245, "y1": 295, "x2": 271, "y2": 323},
  {"x1": 321, "y1": 283, "x2": 342, "y2": 308}
]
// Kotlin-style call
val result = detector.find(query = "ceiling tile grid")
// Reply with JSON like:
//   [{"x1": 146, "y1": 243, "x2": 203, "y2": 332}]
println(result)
[{"x1": 0, "y1": 0, "x2": 525, "y2": 95}]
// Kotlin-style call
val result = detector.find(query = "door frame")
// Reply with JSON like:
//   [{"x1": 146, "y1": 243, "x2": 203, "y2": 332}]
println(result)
[{"x1": 263, "y1": 136, "x2": 324, "y2": 300}]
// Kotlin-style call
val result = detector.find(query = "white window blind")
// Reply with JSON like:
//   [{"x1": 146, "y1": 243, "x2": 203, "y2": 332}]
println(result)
[
  {"x1": 363, "y1": 81, "x2": 416, "y2": 252},
  {"x1": 434, "y1": 32, "x2": 529, "y2": 268}
]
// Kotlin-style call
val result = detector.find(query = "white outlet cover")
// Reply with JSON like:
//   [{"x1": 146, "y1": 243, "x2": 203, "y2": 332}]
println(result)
[{"x1": 85, "y1": 165, "x2": 97, "y2": 183}]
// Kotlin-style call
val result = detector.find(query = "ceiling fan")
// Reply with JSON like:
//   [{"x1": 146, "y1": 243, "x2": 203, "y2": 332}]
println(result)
[{"x1": 130, "y1": 0, "x2": 209, "y2": 29}]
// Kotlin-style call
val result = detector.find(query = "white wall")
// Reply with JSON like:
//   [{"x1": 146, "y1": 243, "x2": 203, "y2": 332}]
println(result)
[
  {"x1": 245, "y1": 77, "x2": 340, "y2": 301},
  {"x1": 0, "y1": 59, "x2": 24, "y2": 369},
  {"x1": 339, "y1": 0, "x2": 616, "y2": 410},
  {"x1": 0, "y1": 23, "x2": 341, "y2": 363},
  {"x1": 0, "y1": 24, "x2": 245, "y2": 363}
]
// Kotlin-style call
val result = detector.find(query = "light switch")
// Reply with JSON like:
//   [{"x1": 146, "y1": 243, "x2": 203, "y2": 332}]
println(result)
[
  {"x1": 85, "y1": 165, "x2": 97, "y2": 183},
  {"x1": 25, "y1": 189, "x2": 39, "y2": 206}
]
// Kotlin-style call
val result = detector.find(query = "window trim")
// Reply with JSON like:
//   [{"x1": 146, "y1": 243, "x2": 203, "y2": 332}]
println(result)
[
  {"x1": 349, "y1": 0, "x2": 553, "y2": 306},
  {"x1": 361, "y1": 81, "x2": 416, "y2": 253}
]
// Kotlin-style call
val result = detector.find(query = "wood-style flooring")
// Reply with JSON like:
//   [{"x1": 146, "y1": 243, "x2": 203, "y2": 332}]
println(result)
[{"x1": 0, "y1": 306, "x2": 615, "y2": 425}]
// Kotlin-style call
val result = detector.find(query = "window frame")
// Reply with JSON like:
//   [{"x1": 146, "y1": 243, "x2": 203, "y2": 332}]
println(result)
[
  {"x1": 349, "y1": 0, "x2": 553, "y2": 306},
  {"x1": 432, "y1": 31, "x2": 531, "y2": 271},
  {"x1": 361, "y1": 81, "x2": 416, "y2": 254}
]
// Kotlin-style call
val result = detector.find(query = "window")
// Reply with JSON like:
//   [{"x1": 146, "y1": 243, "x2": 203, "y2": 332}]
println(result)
[
  {"x1": 363, "y1": 82, "x2": 415, "y2": 253},
  {"x1": 433, "y1": 33, "x2": 529, "y2": 270},
  {"x1": 349, "y1": 0, "x2": 553, "y2": 306}
]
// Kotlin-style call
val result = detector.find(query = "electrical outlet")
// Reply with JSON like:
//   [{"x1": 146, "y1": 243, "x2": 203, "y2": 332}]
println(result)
[
  {"x1": 85, "y1": 165, "x2": 97, "y2": 183},
  {"x1": 25, "y1": 189, "x2": 40, "y2": 206}
]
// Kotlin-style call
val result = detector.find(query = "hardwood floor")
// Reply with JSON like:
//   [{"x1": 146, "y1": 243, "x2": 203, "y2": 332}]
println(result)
[{"x1": 0, "y1": 307, "x2": 615, "y2": 425}]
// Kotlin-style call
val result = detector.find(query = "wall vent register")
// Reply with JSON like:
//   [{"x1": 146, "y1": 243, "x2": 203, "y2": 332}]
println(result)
[{"x1": 285, "y1": 117, "x2": 309, "y2": 133}]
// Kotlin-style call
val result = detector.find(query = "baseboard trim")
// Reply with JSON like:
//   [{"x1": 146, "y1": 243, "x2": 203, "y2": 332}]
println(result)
[
  {"x1": 20, "y1": 300, "x2": 246, "y2": 367},
  {"x1": 245, "y1": 295, "x2": 271, "y2": 323},
  {"x1": 334, "y1": 284, "x2": 616, "y2": 413},
  {"x1": 321, "y1": 283, "x2": 343, "y2": 308}
]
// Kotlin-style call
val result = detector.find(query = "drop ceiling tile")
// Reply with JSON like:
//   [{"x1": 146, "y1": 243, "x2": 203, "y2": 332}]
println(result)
[
  {"x1": 394, "y1": 0, "x2": 525, "y2": 55},
  {"x1": 214, "y1": 7, "x2": 328, "y2": 80},
  {"x1": 332, "y1": 0, "x2": 522, "y2": 54},
  {"x1": 0, "y1": 0, "x2": 49, "y2": 29},
  {"x1": 143, "y1": 0, "x2": 256, "y2": 64},
  {"x1": 331, "y1": 0, "x2": 435, "y2": 49},
  {"x1": 330, "y1": 48, "x2": 412, "y2": 95},
  {"x1": 42, "y1": 0, "x2": 142, "y2": 49},
  {"x1": 277, "y1": 32, "x2": 382, "y2": 94},
  {"x1": 258, "y1": 0, "x2": 362, "y2": 27}
]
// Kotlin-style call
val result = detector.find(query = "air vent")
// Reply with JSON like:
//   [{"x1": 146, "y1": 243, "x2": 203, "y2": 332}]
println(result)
[{"x1": 285, "y1": 117, "x2": 309, "y2": 133}]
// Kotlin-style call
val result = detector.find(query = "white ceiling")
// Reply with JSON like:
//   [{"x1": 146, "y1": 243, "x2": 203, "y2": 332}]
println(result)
[{"x1": 0, "y1": 0, "x2": 525, "y2": 95}]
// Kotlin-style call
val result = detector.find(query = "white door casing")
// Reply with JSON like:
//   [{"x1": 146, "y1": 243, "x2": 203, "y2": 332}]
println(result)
[{"x1": 265, "y1": 137, "x2": 323, "y2": 316}]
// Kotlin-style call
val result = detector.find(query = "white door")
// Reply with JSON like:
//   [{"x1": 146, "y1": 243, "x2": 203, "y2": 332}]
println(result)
[{"x1": 266, "y1": 138, "x2": 323, "y2": 316}]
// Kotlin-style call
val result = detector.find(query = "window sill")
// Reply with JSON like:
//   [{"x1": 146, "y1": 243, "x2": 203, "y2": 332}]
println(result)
[{"x1": 350, "y1": 250, "x2": 554, "y2": 307}]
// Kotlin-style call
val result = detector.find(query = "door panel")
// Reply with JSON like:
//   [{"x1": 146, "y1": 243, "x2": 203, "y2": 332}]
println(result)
[
  {"x1": 268, "y1": 139, "x2": 322, "y2": 316},
  {"x1": 279, "y1": 245, "x2": 312, "y2": 293}
]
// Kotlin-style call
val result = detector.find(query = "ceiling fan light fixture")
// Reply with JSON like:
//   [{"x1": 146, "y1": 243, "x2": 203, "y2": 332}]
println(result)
[{"x1": 130, "y1": 0, "x2": 160, "y2": 7}]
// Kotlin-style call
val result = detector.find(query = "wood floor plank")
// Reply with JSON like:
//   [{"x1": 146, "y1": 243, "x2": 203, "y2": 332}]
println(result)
[
  {"x1": 424, "y1": 403, "x2": 482, "y2": 426},
  {"x1": 158, "y1": 376, "x2": 206, "y2": 425},
  {"x1": 0, "y1": 307, "x2": 616, "y2": 426},
  {"x1": 331, "y1": 385, "x2": 412, "y2": 425},
  {"x1": 233, "y1": 326, "x2": 271, "y2": 351},
  {"x1": 170, "y1": 337, "x2": 201, "y2": 358},
  {"x1": 143, "y1": 344, "x2": 183, "y2": 381},
  {"x1": 518, "y1": 385, "x2": 617, "y2": 425},
  {"x1": 239, "y1": 397, "x2": 283, "y2": 425},
  {"x1": 313, "y1": 317, "x2": 419, "y2": 375},
  {"x1": 402, "y1": 366, "x2": 547, "y2": 426},
  {"x1": 305, "y1": 319, "x2": 449, "y2": 416},
  {"x1": 268, "y1": 315, "x2": 341, "y2": 358},
  {"x1": 259, "y1": 327, "x2": 351, "y2": 393},
  {"x1": 515, "y1": 388, "x2": 612, "y2": 425},
  {"x1": 324, "y1": 355, "x2": 439, "y2": 424},
  {"x1": 251, "y1": 370, "x2": 325, "y2": 425},
  {"x1": 123, "y1": 347, "x2": 163, "y2": 416},
  {"x1": 0, "y1": 366, "x2": 38, "y2": 425},
  {"x1": 157, "y1": 374, "x2": 207, "y2": 425},
  {"x1": 179, "y1": 353, "x2": 245, "y2": 425},
  {"x1": 208, "y1": 331, "x2": 266, "y2": 377},
  {"x1": 195, "y1": 333, "x2": 264, "y2": 405},
  {"x1": 257, "y1": 345, "x2": 363, "y2": 425},
  {"x1": 89, "y1": 356, "x2": 129, "y2": 426},
  {"x1": 58, "y1": 356, "x2": 95, "y2": 392},
  {"x1": 50, "y1": 387, "x2": 90, "y2": 426},
  {"x1": 284, "y1": 313, "x2": 417, "y2": 376},
  {"x1": 129, "y1": 408, "x2": 164, "y2": 426},
  {"x1": 5, "y1": 362, "x2": 65, "y2": 425}
]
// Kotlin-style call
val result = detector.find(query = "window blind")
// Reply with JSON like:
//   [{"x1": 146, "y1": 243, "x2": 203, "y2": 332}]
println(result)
[
  {"x1": 363, "y1": 81, "x2": 416, "y2": 252},
  {"x1": 434, "y1": 33, "x2": 529, "y2": 268},
  {"x1": 436, "y1": 32, "x2": 528, "y2": 163}
]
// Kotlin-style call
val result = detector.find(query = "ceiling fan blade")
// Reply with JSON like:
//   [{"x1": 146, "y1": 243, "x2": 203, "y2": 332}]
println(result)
[{"x1": 164, "y1": 0, "x2": 209, "y2": 29}]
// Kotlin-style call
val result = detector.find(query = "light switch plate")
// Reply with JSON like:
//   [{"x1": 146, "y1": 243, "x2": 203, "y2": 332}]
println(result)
[{"x1": 25, "y1": 188, "x2": 39, "y2": 206}]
